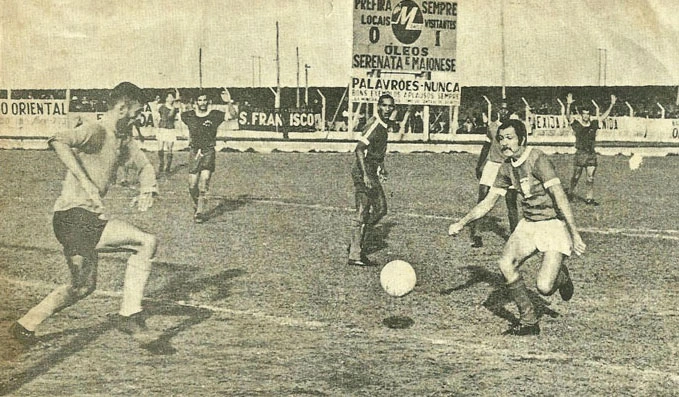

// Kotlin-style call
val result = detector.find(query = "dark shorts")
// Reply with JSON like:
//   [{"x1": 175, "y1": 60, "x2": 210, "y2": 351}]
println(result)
[
  {"x1": 351, "y1": 162, "x2": 381, "y2": 196},
  {"x1": 188, "y1": 147, "x2": 216, "y2": 174},
  {"x1": 575, "y1": 151, "x2": 597, "y2": 168},
  {"x1": 53, "y1": 208, "x2": 108, "y2": 257}
]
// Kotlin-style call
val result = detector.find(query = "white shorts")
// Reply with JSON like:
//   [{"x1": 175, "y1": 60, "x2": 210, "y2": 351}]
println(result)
[
  {"x1": 510, "y1": 218, "x2": 572, "y2": 256},
  {"x1": 479, "y1": 160, "x2": 502, "y2": 187},
  {"x1": 155, "y1": 128, "x2": 177, "y2": 144}
]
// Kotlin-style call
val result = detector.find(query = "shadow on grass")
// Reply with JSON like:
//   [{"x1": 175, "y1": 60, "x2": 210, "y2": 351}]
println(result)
[
  {"x1": 470, "y1": 215, "x2": 511, "y2": 240},
  {"x1": 364, "y1": 220, "x2": 397, "y2": 255},
  {"x1": 441, "y1": 265, "x2": 560, "y2": 324}
]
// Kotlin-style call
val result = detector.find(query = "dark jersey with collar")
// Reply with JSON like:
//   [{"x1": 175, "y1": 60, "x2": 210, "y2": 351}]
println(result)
[
  {"x1": 181, "y1": 109, "x2": 225, "y2": 150},
  {"x1": 571, "y1": 119, "x2": 599, "y2": 153},
  {"x1": 356, "y1": 115, "x2": 392, "y2": 164},
  {"x1": 491, "y1": 147, "x2": 561, "y2": 222}
]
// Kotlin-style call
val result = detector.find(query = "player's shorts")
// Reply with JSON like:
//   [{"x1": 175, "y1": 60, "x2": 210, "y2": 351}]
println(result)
[
  {"x1": 509, "y1": 218, "x2": 572, "y2": 256},
  {"x1": 479, "y1": 160, "x2": 502, "y2": 187},
  {"x1": 53, "y1": 207, "x2": 108, "y2": 257},
  {"x1": 574, "y1": 151, "x2": 597, "y2": 167},
  {"x1": 351, "y1": 161, "x2": 382, "y2": 196},
  {"x1": 188, "y1": 147, "x2": 216, "y2": 174},
  {"x1": 155, "y1": 128, "x2": 177, "y2": 144}
]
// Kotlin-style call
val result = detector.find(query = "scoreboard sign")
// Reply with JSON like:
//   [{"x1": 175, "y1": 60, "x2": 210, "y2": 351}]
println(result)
[{"x1": 352, "y1": 0, "x2": 460, "y2": 106}]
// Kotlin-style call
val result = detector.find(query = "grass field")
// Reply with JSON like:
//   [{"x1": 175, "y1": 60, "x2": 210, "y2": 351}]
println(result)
[{"x1": 1, "y1": 149, "x2": 678, "y2": 396}]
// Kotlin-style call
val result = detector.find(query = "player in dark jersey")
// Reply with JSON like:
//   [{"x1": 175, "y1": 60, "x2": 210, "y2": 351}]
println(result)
[
  {"x1": 347, "y1": 94, "x2": 395, "y2": 266},
  {"x1": 449, "y1": 119, "x2": 586, "y2": 336},
  {"x1": 156, "y1": 89, "x2": 181, "y2": 175},
  {"x1": 565, "y1": 93, "x2": 616, "y2": 205},
  {"x1": 470, "y1": 101, "x2": 519, "y2": 248},
  {"x1": 181, "y1": 89, "x2": 236, "y2": 222}
]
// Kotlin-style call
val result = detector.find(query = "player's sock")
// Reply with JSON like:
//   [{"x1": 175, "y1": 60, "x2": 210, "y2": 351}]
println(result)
[
  {"x1": 507, "y1": 277, "x2": 537, "y2": 325},
  {"x1": 165, "y1": 153, "x2": 173, "y2": 173},
  {"x1": 157, "y1": 150, "x2": 165, "y2": 174},
  {"x1": 585, "y1": 180, "x2": 594, "y2": 201},
  {"x1": 119, "y1": 255, "x2": 152, "y2": 317},
  {"x1": 18, "y1": 285, "x2": 73, "y2": 331},
  {"x1": 196, "y1": 192, "x2": 208, "y2": 215},
  {"x1": 348, "y1": 223, "x2": 365, "y2": 261},
  {"x1": 189, "y1": 186, "x2": 199, "y2": 207}
]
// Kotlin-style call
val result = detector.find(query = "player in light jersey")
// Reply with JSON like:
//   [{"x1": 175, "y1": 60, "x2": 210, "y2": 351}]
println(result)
[
  {"x1": 180, "y1": 89, "x2": 236, "y2": 223},
  {"x1": 449, "y1": 119, "x2": 586, "y2": 336},
  {"x1": 565, "y1": 93, "x2": 616, "y2": 205},
  {"x1": 347, "y1": 94, "x2": 394, "y2": 266},
  {"x1": 10, "y1": 82, "x2": 159, "y2": 345},
  {"x1": 470, "y1": 102, "x2": 519, "y2": 247}
]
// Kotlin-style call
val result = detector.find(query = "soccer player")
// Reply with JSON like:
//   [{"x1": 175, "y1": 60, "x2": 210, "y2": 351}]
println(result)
[
  {"x1": 9, "y1": 82, "x2": 159, "y2": 346},
  {"x1": 470, "y1": 101, "x2": 519, "y2": 248},
  {"x1": 565, "y1": 93, "x2": 616, "y2": 205},
  {"x1": 156, "y1": 89, "x2": 181, "y2": 175},
  {"x1": 180, "y1": 88, "x2": 236, "y2": 223},
  {"x1": 347, "y1": 94, "x2": 395, "y2": 266},
  {"x1": 448, "y1": 119, "x2": 586, "y2": 336}
]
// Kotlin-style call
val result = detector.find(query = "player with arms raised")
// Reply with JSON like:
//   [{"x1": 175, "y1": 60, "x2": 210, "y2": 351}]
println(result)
[
  {"x1": 448, "y1": 119, "x2": 586, "y2": 336},
  {"x1": 565, "y1": 93, "x2": 616, "y2": 205},
  {"x1": 347, "y1": 94, "x2": 394, "y2": 266},
  {"x1": 180, "y1": 88, "x2": 236, "y2": 223},
  {"x1": 10, "y1": 82, "x2": 159, "y2": 345}
]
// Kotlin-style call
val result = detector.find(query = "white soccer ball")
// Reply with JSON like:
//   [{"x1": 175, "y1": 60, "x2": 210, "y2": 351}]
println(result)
[
  {"x1": 629, "y1": 153, "x2": 643, "y2": 170},
  {"x1": 380, "y1": 260, "x2": 417, "y2": 297}
]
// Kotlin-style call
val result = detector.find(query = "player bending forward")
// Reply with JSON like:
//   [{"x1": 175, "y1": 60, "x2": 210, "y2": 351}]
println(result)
[
  {"x1": 181, "y1": 89, "x2": 236, "y2": 223},
  {"x1": 10, "y1": 82, "x2": 158, "y2": 345},
  {"x1": 448, "y1": 119, "x2": 586, "y2": 336}
]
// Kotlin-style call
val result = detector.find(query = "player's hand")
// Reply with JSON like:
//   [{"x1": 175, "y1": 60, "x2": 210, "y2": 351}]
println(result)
[
  {"x1": 610, "y1": 94, "x2": 617, "y2": 105},
  {"x1": 566, "y1": 93, "x2": 574, "y2": 104},
  {"x1": 363, "y1": 174, "x2": 374, "y2": 189},
  {"x1": 83, "y1": 180, "x2": 105, "y2": 211},
  {"x1": 132, "y1": 192, "x2": 155, "y2": 212},
  {"x1": 572, "y1": 232, "x2": 586, "y2": 256},
  {"x1": 448, "y1": 222, "x2": 464, "y2": 236},
  {"x1": 220, "y1": 88, "x2": 233, "y2": 104}
]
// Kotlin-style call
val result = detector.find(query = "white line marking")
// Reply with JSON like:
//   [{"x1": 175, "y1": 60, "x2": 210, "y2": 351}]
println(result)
[{"x1": 2, "y1": 274, "x2": 678, "y2": 385}]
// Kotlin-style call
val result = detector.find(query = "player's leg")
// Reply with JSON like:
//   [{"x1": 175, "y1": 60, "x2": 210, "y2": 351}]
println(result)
[
  {"x1": 157, "y1": 139, "x2": 166, "y2": 175},
  {"x1": 584, "y1": 164, "x2": 598, "y2": 204},
  {"x1": 534, "y1": 219, "x2": 574, "y2": 300},
  {"x1": 96, "y1": 219, "x2": 157, "y2": 333},
  {"x1": 568, "y1": 165, "x2": 583, "y2": 200},
  {"x1": 348, "y1": 165, "x2": 371, "y2": 265},
  {"x1": 195, "y1": 169, "x2": 212, "y2": 220},
  {"x1": 367, "y1": 181, "x2": 387, "y2": 226},
  {"x1": 505, "y1": 188, "x2": 519, "y2": 233},
  {"x1": 165, "y1": 141, "x2": 174, "y2": 173},
  {"x1": 498, "y1": 220, "x2": 540, "y2": 335},
  {"x1": 188, "y1": 148, "x2": 201, "y2": 210},
  {"x1": 470, "y1": 184, "x2": 490, "y2": 247}
]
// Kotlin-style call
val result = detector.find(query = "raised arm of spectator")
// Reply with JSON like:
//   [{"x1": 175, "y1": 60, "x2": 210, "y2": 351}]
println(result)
[
  {"x1": 220, "y1": 88, "x2": 238, "y2": 121},
  {"x1": 598, "y1": 94, "x2": 617, "y2": 121},
  {"x1": 565, "y1": 93, "x2": 574, "y2": 123}
]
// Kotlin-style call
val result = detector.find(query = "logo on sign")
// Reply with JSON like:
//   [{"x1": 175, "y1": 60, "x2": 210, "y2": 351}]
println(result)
[{"x1": 391, "y1": 0, "x2": 423, "y2": 45}]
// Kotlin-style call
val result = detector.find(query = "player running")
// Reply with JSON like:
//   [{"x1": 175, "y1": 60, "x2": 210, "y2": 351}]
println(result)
[
  {"x1": 9, "y1": 82, "x2": 159, "y2": 345},
  {"x1": 470, "y1": 101, "x2": 519, "y2": 247},
  {"x1": 347, "y1": 94, "x2": 395, "y2": 266},
  {"x1": 565, "y1": 93, "x2": 616, "y2": 205},
  {"x1": 180, "y1": 88, "x2": 236, "y2": 223},
  {"x1": 448, "y1": 119, "x2": 586, "y2": 336}
]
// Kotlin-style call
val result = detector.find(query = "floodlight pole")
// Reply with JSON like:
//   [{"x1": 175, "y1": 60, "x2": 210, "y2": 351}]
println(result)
[
  {"x1": 296, "y1": 47, "x2": 300, "y2": 108},
  {"x1": 305, "y1": 64, "x2": 311, "y2": 106}
]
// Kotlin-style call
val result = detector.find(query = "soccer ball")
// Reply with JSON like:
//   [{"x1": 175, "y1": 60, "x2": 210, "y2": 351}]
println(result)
[
  {"x1": 629, "y1": 153, "x2": 643, "y2": 170},
  {"x1": 380, "y1": 260, "x2": 417, "y2": 297}
]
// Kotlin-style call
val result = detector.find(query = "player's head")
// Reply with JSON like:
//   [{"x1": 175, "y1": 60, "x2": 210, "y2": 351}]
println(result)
[
  {"x1": 497, "y1": 119, "x2": 527, "y2": 158},
  {"x1": 581, "y1": 108, "x2": 592, "y2": 122},
  {"x1": 109, "y1": 82, "x2": 145, "y2": 136},
  {"x1": 377, "y1": 94, "x2": 395, "y2": 119},
  {"x1": 165, "y1": 91, "x2": 175, "y2": 104},
  {"x1": 196, "y1": 89, "x2": 209, "y2": 112}
]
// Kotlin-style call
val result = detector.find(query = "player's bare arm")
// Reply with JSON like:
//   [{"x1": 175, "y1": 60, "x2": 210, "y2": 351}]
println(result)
[
  {"x1": 448, "y1": 190, "x2": 502, "y2": 235},
  {"x1": 598, "y1": 94, "x2": 617, "y2": 121},
  {"x1": 49, "y1": 138, "x2": 104, "y2": 210},
  {"x1": 548, "y1": 184, "x2": 586, "y2": 255},
  {"x1": 126, "y1": 139, "x2": 158, "y2": 212},
  {"x1": 565, "y1": 93, "x2": 574, "y2": 123},
  {"x1": 354, "y1": 141, "x2": 372, "y2": 189}
]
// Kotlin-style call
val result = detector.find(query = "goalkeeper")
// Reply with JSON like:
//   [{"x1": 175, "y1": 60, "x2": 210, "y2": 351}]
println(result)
[{"x1": 10, "y1": 82, "x2": 159, "y2": 345}]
